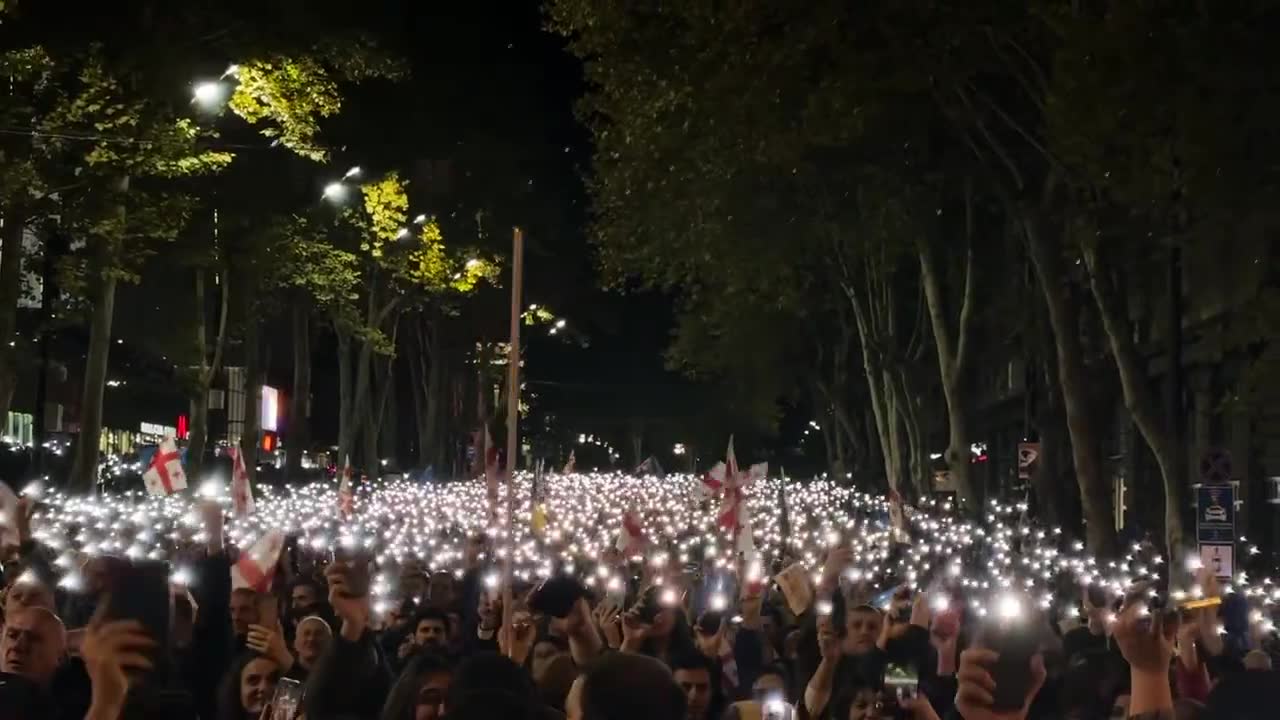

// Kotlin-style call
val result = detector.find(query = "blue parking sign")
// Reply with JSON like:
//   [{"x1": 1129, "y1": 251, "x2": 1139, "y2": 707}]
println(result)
[{"x1": 1196, "y1": 485, "x2": 1235, "y2": 544}]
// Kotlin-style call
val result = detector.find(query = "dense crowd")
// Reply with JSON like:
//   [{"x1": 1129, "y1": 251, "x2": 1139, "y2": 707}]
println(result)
[{"x1": 2, "y1": 473, "x2": 1280, "y2": 719}]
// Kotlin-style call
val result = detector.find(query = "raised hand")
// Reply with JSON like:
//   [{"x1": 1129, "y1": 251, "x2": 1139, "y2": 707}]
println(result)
[
  {"x1": 247, "y1": 621, "x2": 294, "y2": 670},
  {"x1": 82, "y1": 618, "x2": 156, "y2": 717},
  {"x1": 499, "y1": 610, "x2": 537, "y2": 665},
  {"x1": 595, "y1": 602, "x2": 623, "y2": 649},
  {"x1": 620, "y1": 609, "x2": 651, "y2": 650},
  {"x1": 954, "y1": 648, "x2": 1046, "y2": 720},
  {"x1": 1112, "y1": 602, "x2": 1176, "y2": 675},
  {"x1": 817, "y1": 614, "x2": 841, "y2": 661},
  {"x1": 325, "y1": 560, "x2": 370, "y2": 641}
]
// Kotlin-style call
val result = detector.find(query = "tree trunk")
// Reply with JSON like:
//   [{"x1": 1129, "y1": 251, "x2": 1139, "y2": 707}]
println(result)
[
  {"x1": 0, "y1": 208, "x2": 26, "y2": 421},
  {"x1": 917, "y1": 219, "x2": 978, "y2": 510},
  {"x1": 1024, "y1": 213, "x2": 1117, "y2": 555},
  {"x1": 336, "y1": 325, "x2": 354, "y2": 465},
  {"x1": 186, "y1": 267, "x2": 229, "y2": 481},
  {"x1": 240, "y1": 312, "x2": 262, "y2": 486},
  {"x1": 285, "y1": 297, "x2": 310, "y2": 479},
  {"x1": 1081, "y1": 240, "x2": 1185, "y2": 562},
  {"x1": 187, "y1": 269, "x2": 210, "y2": 480},
  {"x1": 69, "y1": 271, "x2": 117, "y2": 492}
]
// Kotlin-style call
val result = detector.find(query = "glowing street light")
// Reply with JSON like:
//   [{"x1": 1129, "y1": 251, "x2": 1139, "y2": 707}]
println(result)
[
  {"x1": 192, "y1": 81, "x2": 226, "y2": 107},
  {"x1": 343, "y1": 166, "x2": 362, "y2": 180},
  {"x1": 322, "y1": 182, "x2": 348, "y2": 202},
  {"x1": 554, "y1": 319, "x2": 567, "y2": 329}
]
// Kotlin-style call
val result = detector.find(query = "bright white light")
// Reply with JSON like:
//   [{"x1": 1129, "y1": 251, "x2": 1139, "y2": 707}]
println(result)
[
  {"x1": 222, "y1": 64, "x2": 241, "y2": 78},
  {"x1": 660, "y1": 588, "x2": 678, "y2": 606},
  {"x1": 198, "y1": 479, "x2": 221, "y2": 499},
  {"x1": 193, "y1": 81, "x2": 225, "y2": 106},
  {"x1": 709, "y1": 593, "x2": 728, "y2": 612},
  {"x1": 343, "y1": 167, "x2": 362, "y2": 179},
  {"x1": 555, "y1": 319, "x2": 567, "y2": 329},
  {"x1": 931, "y1": 594, "x2": 950, "y2": 612},
  {"x1": 483, "y1": 572, "x2": 499, "y2": 590},
  {"x1": 816, "y1": 599, "x2": 833, "y2": 616},
  {"x1": 414, "y1": 214, "x2": 428, "y2": 224},
  {"x1": 996, "y1": 593, "x2": 1022, "y2": 620},
  {"x1": 171, "y1": 567, "x2": 193, "y2": 586},
  {"x1": 325, "y1": 184, "x2": 356, "y2": 207},
  {"x1": 465, "y1": 258, "x2": 481, "y2": 270}
]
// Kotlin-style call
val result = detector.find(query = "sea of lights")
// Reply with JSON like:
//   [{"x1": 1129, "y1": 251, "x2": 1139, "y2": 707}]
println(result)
[{"x1": 19, "y1": 472, "x2": 1280, "y2": 631}]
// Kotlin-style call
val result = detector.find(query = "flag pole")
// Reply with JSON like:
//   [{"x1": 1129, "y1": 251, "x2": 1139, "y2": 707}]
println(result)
[{"x1": 501, "y1": 227, "x2": 524, "y2": 644}]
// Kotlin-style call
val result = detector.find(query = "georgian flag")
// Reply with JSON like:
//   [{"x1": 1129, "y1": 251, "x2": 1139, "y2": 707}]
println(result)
[
  {"x1": 228, "y1": 446, "x2": 255, "y2": 518},
  {"x1": 616, "y1": 511, "x2": 646, "y2": 557},
  {"x1": 231, "y1": 530, "x2": 285, "y2": 592},
  {"x1": 699, "y1": 437, "x2": 764, "y2": 552},
  {"x1": 143, "y1": 438, "x2": 188, "y2": 496},
  {"x1": 0, "y1": 481, "x2": 19, "y2": 547}
]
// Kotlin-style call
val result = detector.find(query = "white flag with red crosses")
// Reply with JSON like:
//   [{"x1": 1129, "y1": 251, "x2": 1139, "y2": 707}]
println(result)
[
  {"x1": 228, "y1": 446, "x2": 255, "y2": 517},
  {"x1": 143, "y1": 438, "x2": 188, "y2": 496},
  {"x1": 231, "y1": 530, "x2": 285, "y2": 592}
]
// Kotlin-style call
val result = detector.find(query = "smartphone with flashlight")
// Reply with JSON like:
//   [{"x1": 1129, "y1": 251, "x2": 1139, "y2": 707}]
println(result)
[
  {"x1": 760, "y1": 696, "x2": 797, "y2": 720},
  {"x1": 528, "y1": 576, "x2": 590, "y2": 618},
  {"x1": 882, "y1": 662, "x2": 919, "y2": 719},
  {"x1": 977, "y1": 619, "x2": 1037, "y2": 712},
  {"x1": 270, "y1": 677, "x2": 304, "y2": 720}
]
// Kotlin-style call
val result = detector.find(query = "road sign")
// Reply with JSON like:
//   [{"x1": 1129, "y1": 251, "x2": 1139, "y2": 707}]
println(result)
[
  {"x1": 1199, "y1": 447, "x2": 1233, "y2": 484},
  {"x1": 1196, "y1": 484, "x2": 1236, "y2": 543},
  {"x1": 1199, "y1": 544, "x2": 1233, "y2": 579}
]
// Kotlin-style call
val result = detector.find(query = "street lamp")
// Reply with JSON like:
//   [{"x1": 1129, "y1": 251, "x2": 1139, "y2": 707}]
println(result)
[
  {"x1": 673, "y1": 443, "x2": 686, "y2": 456},
  {"x1": 322, "y1": 182, "x2": 348, "y2": 202},
  {"x1": 192, "y1": 81, "x2": 226, "y2": 108}
]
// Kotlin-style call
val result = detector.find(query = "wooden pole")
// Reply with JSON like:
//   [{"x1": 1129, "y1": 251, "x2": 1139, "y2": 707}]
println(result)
[{"x1": 501, "y1": 227, "x2": 524, "y2": 644}]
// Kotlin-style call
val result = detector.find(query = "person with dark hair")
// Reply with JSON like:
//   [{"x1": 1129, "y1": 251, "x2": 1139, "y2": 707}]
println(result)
[
  {"x1": 379, "y1": 651, "x2": 452, "y2": 720},
  {"x1": 566, "y1": 651, "x2": 686, "y2": 720},
  {"x1": 215, "y1": 652, "x2": 281, "y2": 720},
  {"x1": 412, "y1": 609, "x2": 451, "y2": 653},
  {"x1": 671, "y1": 652, "x2": 719, "y2": 720},
  {"x1": 444, "y1": 651, "x2": 561, "y2": 719}
]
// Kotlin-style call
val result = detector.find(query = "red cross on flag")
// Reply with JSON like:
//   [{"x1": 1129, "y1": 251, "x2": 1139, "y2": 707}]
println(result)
[
  {"x1": 699, "y1": 437, "x2": 764, "y2": 553},
  {"x1": 227, "y1": 446, "x2": 255, "y2": 518},
  {"x1": 616, "y1": 510, "x2": 646, "y2": 557},
  {"x1": 231, "y1": 530, "x2": 285, "y2": 592},
  {"x1": 338, "y1": 457, "x2": 354, "y2": 517},
  {"x1": 143, "y1": 438, "x2": 188, "y2": 496}
]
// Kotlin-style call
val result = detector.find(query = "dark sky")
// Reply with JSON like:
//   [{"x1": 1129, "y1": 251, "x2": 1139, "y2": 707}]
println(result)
[{"x1": 294, "y1": 2, "x2": 702, "y2": 453}]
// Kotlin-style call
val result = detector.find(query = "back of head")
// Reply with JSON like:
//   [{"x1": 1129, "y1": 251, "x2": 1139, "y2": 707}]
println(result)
[
  {"x1": 1205, "y1": 669, "x2": 1280, "y2": 720},
  {"x1": 448, "y1": 652, "x2": 539, "y2": 709},
  {"x1": 580, "y1": 652, "x2": 685, "y2": 720}
]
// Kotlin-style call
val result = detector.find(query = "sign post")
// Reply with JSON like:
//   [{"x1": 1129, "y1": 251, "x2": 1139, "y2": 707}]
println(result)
[{"x1": 1195, "y1": 448, "x2": 1237, "y2": 579}]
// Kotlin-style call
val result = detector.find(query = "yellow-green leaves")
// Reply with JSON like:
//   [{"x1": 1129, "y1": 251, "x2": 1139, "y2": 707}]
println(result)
[
  {"x1": 228, "y1": 57, "x2": 343, "y2": 162},
  {"x1": 360, "y1": 173, "x2": 411, "y2": 256}
]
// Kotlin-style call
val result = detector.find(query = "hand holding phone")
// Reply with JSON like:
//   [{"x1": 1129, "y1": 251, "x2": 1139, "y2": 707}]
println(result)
[
  {"x1": 269, "y1": 677, "x2": 304, "y2": 720},
  {"x1": 955, "y1": 646, "x2": 1046, "y2": 718},
  {"x1": 101, "y1": 559, "x2": 172, "y2": 681}
]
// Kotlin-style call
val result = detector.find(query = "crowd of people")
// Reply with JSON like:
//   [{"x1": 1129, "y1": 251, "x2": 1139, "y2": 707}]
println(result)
[{"x1": 2, "y1": 473, "x2": 1280, "y2": 719}]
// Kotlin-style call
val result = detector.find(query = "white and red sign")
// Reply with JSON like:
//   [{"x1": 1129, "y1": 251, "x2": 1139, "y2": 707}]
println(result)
[{"x1": 143, "y1": 438, "x2": 187, "y2": 496}]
